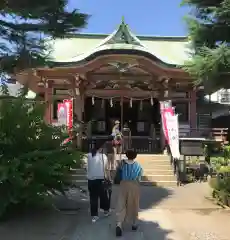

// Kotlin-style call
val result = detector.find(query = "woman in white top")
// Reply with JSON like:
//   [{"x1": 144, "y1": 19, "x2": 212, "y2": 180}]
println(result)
[{"x1": 87, "y1": 142, "x2": 111, "y2": 223}]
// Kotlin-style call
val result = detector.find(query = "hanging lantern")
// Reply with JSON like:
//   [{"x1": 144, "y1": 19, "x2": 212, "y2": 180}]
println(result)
[
  {"x1": 130, "y1": 98, "x2": 133, "y2": 108},
  {"x1": 101, "y1": 99, "x2": 105, "y2": 108},
  {"x1": 140, "y1": 100, "x2": 143, "y2": 111},
  {"x1": 150, "y1": 96, "x2": 154, "y2": 106},
  {"x1": 92, "y1": 96, "x2": 95, "y2": 105},
  {"x1": 110, "y1": 98, "x2": 113, "y2": 107}
]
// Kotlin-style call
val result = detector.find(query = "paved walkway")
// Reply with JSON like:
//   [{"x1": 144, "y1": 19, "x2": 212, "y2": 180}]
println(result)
[{"x1": 0, "y1": 183, "x2": 229, "y2": 240}]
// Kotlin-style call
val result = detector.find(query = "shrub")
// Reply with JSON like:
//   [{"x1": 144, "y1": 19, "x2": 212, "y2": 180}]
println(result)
[
  {"x1": 211, "y1": 157, "x2": 229, "y2": 171},
  {"x1": 0, "y1": 88, "x2": 82, "y2": 217},
  {"x1": 223, "y1": 145, "x2": 230, "y2": 160}
]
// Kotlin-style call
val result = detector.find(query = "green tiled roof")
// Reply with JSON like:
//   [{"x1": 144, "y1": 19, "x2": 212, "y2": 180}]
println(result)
[{"x1": 48, "y1": 18, "x2": 191, "y2": 66}]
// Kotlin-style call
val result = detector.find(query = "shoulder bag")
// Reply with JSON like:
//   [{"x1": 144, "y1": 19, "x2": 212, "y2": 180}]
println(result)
[
  {"x1": 114, "y1": 160, "x2": 125, "y2": 185},
  {"x1": 101, "y1": 152, "x2": 112, "y2": 190}
]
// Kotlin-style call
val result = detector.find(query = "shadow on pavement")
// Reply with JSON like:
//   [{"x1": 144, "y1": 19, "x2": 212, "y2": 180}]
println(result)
[
  {"x1": 0, "y1": 185, "x2": 174, "y2": 240},
  {"x1": 110, "y1": 185, "x2": 173, "y2": 210},
  {"x1": 137, "y1": 219, "x2": 174, "y2": 240},
  {"x1": 68, "y1": 208, "x2": 175, "y2": 240},
  {"x1": 54, "y1": 183, "x2": 173, "y2": 212},
  {"x1": 140, "y1": 185, "x2": 173, "y2": 209}
]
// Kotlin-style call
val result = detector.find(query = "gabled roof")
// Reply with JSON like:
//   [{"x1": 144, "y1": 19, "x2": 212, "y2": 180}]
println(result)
[{"x1": 48, "y1": 18, "x2": 190, "y2": 66}]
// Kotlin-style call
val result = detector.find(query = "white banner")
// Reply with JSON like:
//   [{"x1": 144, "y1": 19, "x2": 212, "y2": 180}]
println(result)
[
  {"x1": 160, "y1": 100, "x2": 173, "y2": 144},
  {"x1": 166, "y1": 114, "x2": 180, "y2": 159}
]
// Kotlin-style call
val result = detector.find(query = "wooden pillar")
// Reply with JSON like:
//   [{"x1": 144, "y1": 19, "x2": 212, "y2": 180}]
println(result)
[
  {"x1": 190, "y1": 88, "x2": 197, "y2": 130},
  {"x1": 71, "y1": 76, "x2": 83, "y2": 122},
  {"x1": 75, "y1": 77, "x2": 85, "y2": 148},
  {"x1": 44, "y1": 80, "x2": 53, "y2": 124},
  {"x1": 158, "y1": 87, "x2": 165, "y2": 152}
]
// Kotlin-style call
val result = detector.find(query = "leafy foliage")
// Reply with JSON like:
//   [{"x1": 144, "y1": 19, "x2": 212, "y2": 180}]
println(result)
[
  {"x1": 182, "y1": 0, "x2": 230, "y2": 89},
  {"x1": 0, "y1": 0, "x2": 88, "y2": 75},
  {"x1": 209, "y1": 144, "x2": 230, "y2": 205},
  {"x1": 0, "y1": 87, "x2": 83, "y2": 217}
]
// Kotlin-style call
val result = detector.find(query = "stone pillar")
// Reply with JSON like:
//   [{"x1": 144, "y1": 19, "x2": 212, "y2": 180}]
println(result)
[
  {"x1": 44, "y1": 80, "x2": 53, "y2": 124},
  {"x1": 190, "y1": 89, "x2": 197, "y2": 134}
]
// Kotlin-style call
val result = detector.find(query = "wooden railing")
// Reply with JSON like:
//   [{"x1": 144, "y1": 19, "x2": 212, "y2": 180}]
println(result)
[
  {"x1": 81, "y1": 136, "x2": 161, "y2": 154},
  {"x1": 179, "y1": 127, "x2": 228, "y2": 144},
  {"x1": 80, "y1": 127, "x2": 228, "y2": 153}
]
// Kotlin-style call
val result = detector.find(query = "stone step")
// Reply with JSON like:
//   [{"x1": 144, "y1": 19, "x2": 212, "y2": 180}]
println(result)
[
  {"x1": 70, "y1": 173, "x2": 176, "y2": 182},
  {"x1": 71, "y1": 179, "x2": 177, "y2": 187},
  {"x1": 70, "y1": 169, "x2": 86, "y2": 174},
  {"x1": 137, "y1": 159, "x2": 170, "y2": 164},
  {"x1": 70, "y1": 166, "x2": 174, "y2": 175},
  {"x1": 143, "y1": 169, "x2": 174, "y2": 174},
  {"x1": 140, "y1": 180, "x2": 177, "y2": 187},
  {"x1": 71, "y1": 174, "x2": 87, "y2": 180},
  {"x1": 140, "y1": 163, "x2": 172, "y2": 170},
  {"x1": 71, "y1": 167, "x2": 172, "y2": 176},
  {"x1": 136, "y1": 155, "x2": 170, "y2": 160},
  {"x1": 70, "y1": 154, "x2": 176, "y2": 187},
  {"x1": 121, "y1": 154, "x2": 170, "y2": 161},
  {"x1": 142, "y1": 174, "x2": 176, "y2": 182}
]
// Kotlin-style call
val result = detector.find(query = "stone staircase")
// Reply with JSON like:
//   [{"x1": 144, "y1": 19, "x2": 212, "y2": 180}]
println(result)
[
  {"x1": 71, "y1": 154, "x2": 177, "y2": 187},
  {"x1": 136, "y1": 154, "x2": 177, "y2": 187}
]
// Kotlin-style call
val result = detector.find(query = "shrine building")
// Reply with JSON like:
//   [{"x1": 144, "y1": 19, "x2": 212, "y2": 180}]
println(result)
[{"x1": 15, "y1": 19, "x2": 199, "y2": 152}]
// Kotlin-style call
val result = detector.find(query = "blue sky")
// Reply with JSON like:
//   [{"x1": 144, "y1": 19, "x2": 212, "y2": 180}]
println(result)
[{"x1": 68, "y1": 0, "x2": 190, "y2": 36}]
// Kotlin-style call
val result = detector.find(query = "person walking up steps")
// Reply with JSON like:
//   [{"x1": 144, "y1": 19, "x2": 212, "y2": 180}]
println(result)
[
  {"x1": 115, "y1": 149, "x2": 143, "y2": 237},
  {"x1": 111, "y1": 120, "x2": 123, "y2": 169}
]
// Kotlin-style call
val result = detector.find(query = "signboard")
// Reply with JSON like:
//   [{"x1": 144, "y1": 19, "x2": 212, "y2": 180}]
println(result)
[
  {"x1": 167, "y1": 114, "x2": 180, "y2": 159},
  {"x1": 180, "y1": 141, "x2": 203, "y2": 156},
  {"x1": 63, "y1": 99, "x2": 73, "y2": 133},
  {"x1": 57, "y1": 103, "x2": 67, "y2": 126}
]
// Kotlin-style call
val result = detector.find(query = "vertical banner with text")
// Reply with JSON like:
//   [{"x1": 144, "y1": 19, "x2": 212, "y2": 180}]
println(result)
[
  {"x1": 63, "y1": 99, "x2": 73, "y2": 135},
  {"x1": 160, "y1": 101, "x2": 174, "y2": 144},
  {"x1": 166, "y1": 114, "x2": 180, "y2": 159}
]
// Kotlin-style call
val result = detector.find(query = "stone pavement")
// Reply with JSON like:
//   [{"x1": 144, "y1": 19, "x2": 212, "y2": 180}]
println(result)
[{"x1": 0, "y1": 183, "x2": 230, "y2": 240}]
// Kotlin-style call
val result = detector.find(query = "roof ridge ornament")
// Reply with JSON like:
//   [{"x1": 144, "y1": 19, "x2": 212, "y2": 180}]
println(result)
[
  {"x1": 97, "y1": 17, "x2": 144, "y2": 47},
  {"x1": 121, "y1": 16, "x2": 125, "y2": 24}
]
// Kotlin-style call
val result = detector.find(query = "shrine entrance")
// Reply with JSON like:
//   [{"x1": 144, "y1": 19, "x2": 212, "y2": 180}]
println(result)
[
  {"x1": 84, "y1": 96, "x2": 161, "y2": 138},
  {"x1": 106, "y1": 98, "x2": 139, "y2": 135}
]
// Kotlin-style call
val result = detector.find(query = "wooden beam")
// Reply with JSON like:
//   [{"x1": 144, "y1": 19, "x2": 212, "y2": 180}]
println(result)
[
  {"x1": 90, "y1": 72, "x2": 151, "y2": 77},
  {"x1": 85, "y1": 89, "x2": 152, "y2": 98},
  {"x1": 88, "y1": 73, "x2": 153, "y2": 82},
  {"x1": 85, "y1": 89, "x2": 193, "y2": 101}
]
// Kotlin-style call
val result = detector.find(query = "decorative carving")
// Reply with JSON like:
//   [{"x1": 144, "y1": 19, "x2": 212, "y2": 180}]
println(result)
[{"x1": 108, "y1": 62, "x2": 138, "y2": 73}]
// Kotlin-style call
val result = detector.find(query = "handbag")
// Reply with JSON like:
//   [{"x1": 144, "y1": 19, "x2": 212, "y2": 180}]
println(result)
[
  {"x1": 114, "y1": 160, "x2": 125, "y2": 185},
  {"x1": 101, "y1": 152, "x2": 112, "y2": 190},
  {"x1": 112, "y1": 140, "x2": 122, "y2": 146}
]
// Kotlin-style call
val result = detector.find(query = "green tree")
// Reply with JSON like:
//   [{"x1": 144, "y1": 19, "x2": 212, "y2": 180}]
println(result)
[
  {"x1": 0, "y1": 0, "x2": 88, "y2": 75},
  {"x1": 0, "y1": 87, "x2": 83, "y2": 218},
  {"x1": 182, "y1": 0, "x2": 230, "y2": 90}
]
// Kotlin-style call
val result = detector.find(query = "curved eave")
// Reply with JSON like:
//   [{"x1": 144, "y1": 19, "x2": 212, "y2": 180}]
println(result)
[{"x1": 49, "y1": 45, "x2": 181, "y2": 69}]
